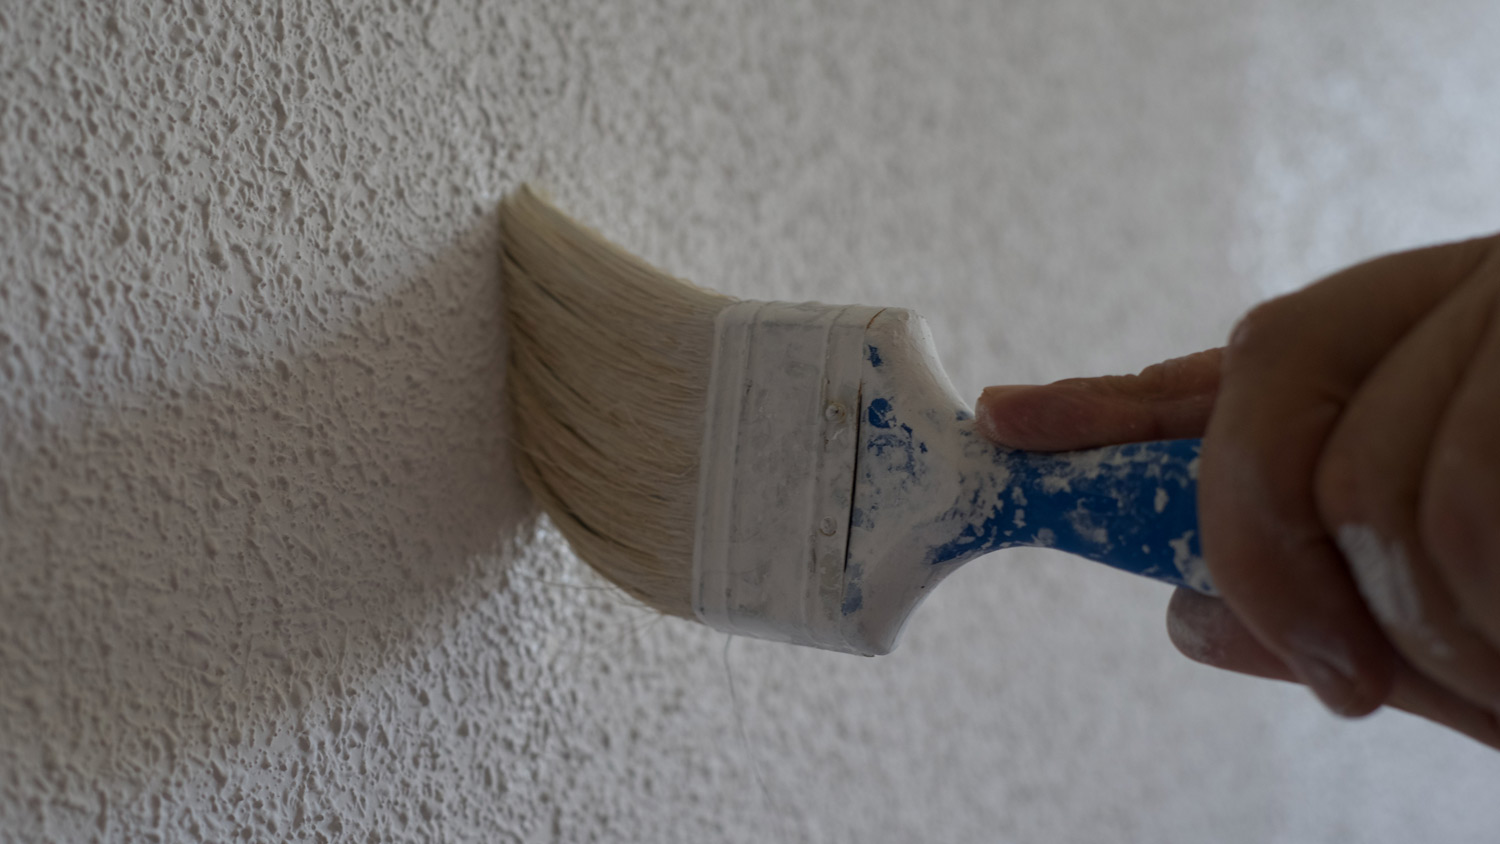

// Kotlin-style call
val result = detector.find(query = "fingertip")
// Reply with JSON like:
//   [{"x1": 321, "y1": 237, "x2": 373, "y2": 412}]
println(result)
[
  {"x1": 976, "y1": 385, "x2": 1031, "y2": 425},
  {"x1": 975, "y1": 385, "x2": 1047, "y2": 445},
  {"x1": 1166, "y1": 590, "x2": 1294, "y2": 681},
  {"x1": 973, "y1": 387, "x2": 1008, "y2": 442},
  {"x1": 1165, "y1": 589, "x2": 1232, "y2": 666}
]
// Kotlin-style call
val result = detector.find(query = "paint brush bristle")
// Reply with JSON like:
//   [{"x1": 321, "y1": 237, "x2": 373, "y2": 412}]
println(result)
[{"x1": 502, "y1": 187, "x2": 733, "y2": 618}]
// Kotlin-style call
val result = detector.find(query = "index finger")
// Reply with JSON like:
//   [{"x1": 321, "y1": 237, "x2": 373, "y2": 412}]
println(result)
[{"x1": 976, "y1": 348, "x2": 1223, "y2": 451}]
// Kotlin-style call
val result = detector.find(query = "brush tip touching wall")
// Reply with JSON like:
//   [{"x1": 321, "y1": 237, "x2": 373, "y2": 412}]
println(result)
[{"x1": 501, "y1": 187, "x2": 734, "y2": 619}]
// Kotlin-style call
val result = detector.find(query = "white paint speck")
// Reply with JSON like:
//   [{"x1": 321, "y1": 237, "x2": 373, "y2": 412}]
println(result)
[
  {"x1": 1154, "y1": 487, "x2": 1168, "y2": 513},
  {"x1": 1067, "y1": 506, "x2": 1110, "y2": 546},
  {"x1": 1040, "y1": 476, "x2": 1073, "y2": 494},
  {"x1": 1169, "y1": 530, "x2": 1214, "y2": 593}
]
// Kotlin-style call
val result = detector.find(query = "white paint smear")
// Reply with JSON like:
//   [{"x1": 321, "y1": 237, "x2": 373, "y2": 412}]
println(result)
[{"x1": 1336, "y1": 524, "x2": 1450, "y2": 658}]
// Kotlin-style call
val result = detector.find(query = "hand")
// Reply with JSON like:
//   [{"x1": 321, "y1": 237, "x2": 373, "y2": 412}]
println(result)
[{"x1": 974, "y1": 235, "x2": 1500, "y2": 750}]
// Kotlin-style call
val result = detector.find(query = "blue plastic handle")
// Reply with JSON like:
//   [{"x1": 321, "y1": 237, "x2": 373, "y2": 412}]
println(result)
[{"x1": 927, "y1": 438, "x2": 1213, "y2": 593}]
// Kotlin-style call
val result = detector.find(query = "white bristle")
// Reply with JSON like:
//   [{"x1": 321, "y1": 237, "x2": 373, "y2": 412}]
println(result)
[{"x1": 502, "y1": 187, "x2": 733, "y2": 618}]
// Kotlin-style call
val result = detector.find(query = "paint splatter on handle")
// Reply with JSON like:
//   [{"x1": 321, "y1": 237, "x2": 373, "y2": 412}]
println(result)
[
  {"x1": 854, "y1": 385, "x2": 1213, "y2": 595},
  {"x1": 951, "y1": 436, "x2": 1213, "y2": 593}
]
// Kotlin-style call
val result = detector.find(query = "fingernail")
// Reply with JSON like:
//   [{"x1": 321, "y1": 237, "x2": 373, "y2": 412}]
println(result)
[
  {"x1": 1285, "y1": 635, "x2": 1377, "y2": 718},
  {"x1": 978, "y1": 385, "x2": 1031, "y2": 407},
  {"x1": 975, "y1": 386, "x2": 1032, "y2": 439},
  {"x1": 1287, "y1": 654, "x2": 1358, "y2": 715}
]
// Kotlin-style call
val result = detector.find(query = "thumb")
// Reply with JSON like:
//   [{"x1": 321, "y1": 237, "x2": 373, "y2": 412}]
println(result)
[{"x1": 975, "y1": 348, "x2": 1225, "y2": 451}]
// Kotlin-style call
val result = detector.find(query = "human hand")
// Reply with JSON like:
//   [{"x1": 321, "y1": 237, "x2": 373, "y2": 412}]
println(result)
[{"x1": 974, "y1": 235, "x2": 1500, "y2": 750}]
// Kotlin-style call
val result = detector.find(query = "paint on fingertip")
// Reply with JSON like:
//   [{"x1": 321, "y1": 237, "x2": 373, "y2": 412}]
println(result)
[
  {"x1": 1336, "y1": 524, "x2": 1453, "y2": 659},
  {"x1": 1166, "y1": 599, "x2": 1228, "y2": 665}
]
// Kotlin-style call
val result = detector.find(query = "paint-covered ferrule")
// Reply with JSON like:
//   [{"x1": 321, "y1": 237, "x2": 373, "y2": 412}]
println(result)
[
  {"x1": 693, "y1": 302, "x2": 1215, "y2": 657},
  {"x1": 693, "y1": 301, "x2": 885, "y2": 653}
]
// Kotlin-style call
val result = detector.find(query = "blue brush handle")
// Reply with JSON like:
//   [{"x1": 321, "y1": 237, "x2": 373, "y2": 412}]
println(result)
[{"x1": 929, "y1": 437, "x2": 1213, "y2": 593}]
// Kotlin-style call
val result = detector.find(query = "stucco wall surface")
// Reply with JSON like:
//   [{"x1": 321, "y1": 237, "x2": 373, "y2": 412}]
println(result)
[{"x1": 4, "y1": 1, "x2": 1500, "y2": 841}]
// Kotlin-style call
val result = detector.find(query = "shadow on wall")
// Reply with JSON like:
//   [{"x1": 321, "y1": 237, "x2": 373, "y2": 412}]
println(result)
[{"x1": 0, "y1": 213, "x2": 534, "y2": 794}]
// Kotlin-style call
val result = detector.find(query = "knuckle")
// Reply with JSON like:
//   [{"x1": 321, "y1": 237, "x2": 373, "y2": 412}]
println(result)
[
  {"x1": 1133, "y1": 349, "x2": 1220, "y2": 398},
  {"x1": 1127, "y1": 361, "x2": 1169, "y2": 395},
  {"x1": 1225, "y1": 297, "x2": 1298, "y2": 369},
  {"x1": 1313, "y1": 437, "x2": 1370, "y2": 527}
]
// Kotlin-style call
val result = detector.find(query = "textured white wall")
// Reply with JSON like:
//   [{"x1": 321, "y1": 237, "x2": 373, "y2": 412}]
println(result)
[{"x1": 4, "y1": 1, "x2": 1500, "y2": 841}]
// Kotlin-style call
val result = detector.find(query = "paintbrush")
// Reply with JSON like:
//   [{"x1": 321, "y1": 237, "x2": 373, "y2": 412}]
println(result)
[{"x1": 503, "y1": 186, "x2": 1213, "y2": 656}]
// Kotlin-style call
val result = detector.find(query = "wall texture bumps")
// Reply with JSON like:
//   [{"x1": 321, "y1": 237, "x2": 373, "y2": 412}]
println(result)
[{"x1": 4, "y1": 1, "x2": 1500, "y2": 841}]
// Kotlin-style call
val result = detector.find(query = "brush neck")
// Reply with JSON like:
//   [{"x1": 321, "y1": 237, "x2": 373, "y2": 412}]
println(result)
[{"x1": 840, "y1": 310, "x2": 1213, "y2": 654}]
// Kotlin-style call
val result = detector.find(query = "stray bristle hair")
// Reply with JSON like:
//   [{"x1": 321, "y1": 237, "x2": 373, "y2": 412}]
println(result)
[{"x1": 502, "y1": 186, "x2": 733, "y2": 618}]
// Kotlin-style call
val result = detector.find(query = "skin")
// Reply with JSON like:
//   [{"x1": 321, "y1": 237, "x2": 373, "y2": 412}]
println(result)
[{"x1": 975, "y1": 235, "x2": 1500, "y2": 751}]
